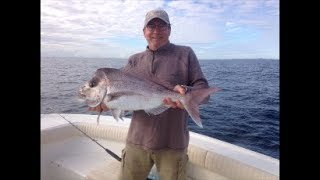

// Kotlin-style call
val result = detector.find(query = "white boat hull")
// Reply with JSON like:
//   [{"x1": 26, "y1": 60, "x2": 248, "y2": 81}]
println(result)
[{"x1": 41, "y1": 114, "x2": 279, "y2": 180}]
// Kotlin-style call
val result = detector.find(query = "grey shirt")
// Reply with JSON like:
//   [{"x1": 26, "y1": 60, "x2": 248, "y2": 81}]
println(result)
[{"x1": 122, "y1": 42, "x2": 209, "y2": 150}]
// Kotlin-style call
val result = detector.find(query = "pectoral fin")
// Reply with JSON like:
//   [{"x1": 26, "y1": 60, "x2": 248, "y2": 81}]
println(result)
[{"x1": 107, "y1": 92, "x2": 143, "y2": 102}]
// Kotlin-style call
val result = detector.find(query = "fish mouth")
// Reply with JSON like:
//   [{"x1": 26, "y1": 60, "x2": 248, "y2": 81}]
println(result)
[
  {"x1": 85, "y1": 99, "x2": 101, "y2": 107},
  {"x1": 78, "y1": 91, "x2": 87, "y2": 99},
  {"x1": 78, "y1": 90, "x2": 100, "y2": 107}
]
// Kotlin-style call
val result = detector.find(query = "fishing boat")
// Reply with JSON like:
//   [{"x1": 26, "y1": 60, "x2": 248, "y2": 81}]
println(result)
[{"x1": 41, "y1": 113, "x2": 279, "y2": 180}]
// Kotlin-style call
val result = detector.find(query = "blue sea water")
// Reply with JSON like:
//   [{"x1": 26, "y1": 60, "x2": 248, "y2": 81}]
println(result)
[{"x1": 41, "y1": 57, "x2": 279, "y2": 159}]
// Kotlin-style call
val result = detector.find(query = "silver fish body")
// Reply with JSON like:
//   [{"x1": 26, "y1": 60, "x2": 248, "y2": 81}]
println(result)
[{"x1": 78, "y1": 68, "x2": 220, "y2": 127}]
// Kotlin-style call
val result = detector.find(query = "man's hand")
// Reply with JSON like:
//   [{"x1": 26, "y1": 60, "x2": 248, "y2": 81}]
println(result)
[
  {"x1": 163, "y1": 85, "x2": 186, "y2": 109},
  {"x1": 88, "y1": 103, "x2": 109, "y2": 112}
]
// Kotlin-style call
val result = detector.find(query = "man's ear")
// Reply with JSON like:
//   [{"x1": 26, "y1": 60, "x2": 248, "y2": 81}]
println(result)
[{"x1": 143, "y1": 27, "x2": 147, "y2": 37}]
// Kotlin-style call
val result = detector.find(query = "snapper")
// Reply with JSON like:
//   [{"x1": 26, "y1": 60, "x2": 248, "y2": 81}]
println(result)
[{"x1": 78, "y1": 68, "x2": 220, "y2": 128}]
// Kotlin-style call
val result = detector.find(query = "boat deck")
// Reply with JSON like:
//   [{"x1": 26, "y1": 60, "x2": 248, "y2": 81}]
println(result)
[{"x1": 42, "y1": 135, "x2": 124, "y2": 179}]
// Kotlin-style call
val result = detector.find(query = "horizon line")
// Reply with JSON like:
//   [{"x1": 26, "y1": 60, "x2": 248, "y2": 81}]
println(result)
[{"x1": 41, "y1": 56, "x2": 279, "y2": 60}]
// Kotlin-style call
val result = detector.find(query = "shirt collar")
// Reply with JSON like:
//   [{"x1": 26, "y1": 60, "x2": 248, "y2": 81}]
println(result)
[{"x1": 146, "y1": 41, "x2": 173, "y2": 53}]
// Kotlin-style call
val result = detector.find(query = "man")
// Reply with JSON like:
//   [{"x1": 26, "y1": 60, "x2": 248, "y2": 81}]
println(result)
[{"x1": 90, "y1": 9, "x2": 210, "y2": 180}]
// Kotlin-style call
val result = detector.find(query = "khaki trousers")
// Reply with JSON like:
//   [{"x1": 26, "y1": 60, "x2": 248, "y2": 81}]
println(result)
[{"x1": 118, "y1": 144, "x2": 188, "y2": 180}]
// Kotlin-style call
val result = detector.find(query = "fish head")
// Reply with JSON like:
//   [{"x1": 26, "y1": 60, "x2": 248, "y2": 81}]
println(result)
[{"x1": 78, "y1": 70, "x2": 109, "y2": 107}]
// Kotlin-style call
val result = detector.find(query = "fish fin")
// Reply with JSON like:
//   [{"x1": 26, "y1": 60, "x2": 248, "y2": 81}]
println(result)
[
  {"x1": 96, "y1": 109, "x2": 103, "y2": 126},
  {"x1": 111, "y1": 109, "x2": 123, "y2": 121},
  {"x1": 119, "y1": 111, "x2": 125, "y2": 121},
  {"x1": 145, "y1": 105, "x2": 170, "y2": 115},
  {"x1": 121, "y1": 68, "x2": 175, "y2": 90},
  {"x1": 107, "y1": 92, "x2": 143, "y2": 102},
  {"x1": 182, "y1": 87, "x2": 221, "y2": 128}
]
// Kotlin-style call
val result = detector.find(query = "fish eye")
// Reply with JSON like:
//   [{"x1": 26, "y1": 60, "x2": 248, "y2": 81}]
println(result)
[{"x1": 89, "y1": 80, "x2": 97, "y2": 87}]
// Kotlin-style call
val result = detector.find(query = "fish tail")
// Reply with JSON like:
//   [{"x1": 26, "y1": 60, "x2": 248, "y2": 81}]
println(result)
[{"x1": 182, "y1": 87, "x2": 220, "y2": 128}]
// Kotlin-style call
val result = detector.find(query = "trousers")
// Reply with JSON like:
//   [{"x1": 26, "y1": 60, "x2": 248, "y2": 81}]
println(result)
[{"x1": 118, "y1": 143, "x2": 188, "y2": 180}]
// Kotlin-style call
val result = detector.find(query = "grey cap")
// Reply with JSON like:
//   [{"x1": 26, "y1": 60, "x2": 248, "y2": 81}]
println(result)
[{"x1": 144, "y1": 9, "x2": 170, "y2": 27}]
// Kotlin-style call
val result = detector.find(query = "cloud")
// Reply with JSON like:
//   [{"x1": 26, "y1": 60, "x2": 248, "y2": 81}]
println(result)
[{"x1": 41, "y1": 0, "x2": 279, "y2": 59}]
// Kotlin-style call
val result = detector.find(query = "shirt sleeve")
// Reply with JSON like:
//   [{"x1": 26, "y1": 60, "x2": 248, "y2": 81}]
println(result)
[
  {"x1": 188, "y1": 48, "x2": 209, "y2": 88},
  {"x1": 187, "y1": 48, "x2": 210, "y2": 103},
  {"x1": 120, "y1": 56, "x2": 137, "y2": 74}
]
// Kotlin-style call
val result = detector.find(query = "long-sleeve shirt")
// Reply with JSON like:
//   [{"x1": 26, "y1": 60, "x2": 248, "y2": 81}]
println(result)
[{"x1": 122, "y1": 42, "x2": 209, "y2": 151}]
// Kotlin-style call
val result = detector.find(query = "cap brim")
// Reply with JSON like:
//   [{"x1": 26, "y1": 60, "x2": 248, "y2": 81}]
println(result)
[{"x1": 144, "y1": 17, "x2": 170, "y2": 27}]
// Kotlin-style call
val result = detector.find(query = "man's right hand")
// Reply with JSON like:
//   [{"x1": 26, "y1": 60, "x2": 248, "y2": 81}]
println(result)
[
  {"x1": 88, "y1": 103, "x2": 109, "y2": 112},
  {"x1": 163, "y1": 85, "x2": 186, "y2": 109}
]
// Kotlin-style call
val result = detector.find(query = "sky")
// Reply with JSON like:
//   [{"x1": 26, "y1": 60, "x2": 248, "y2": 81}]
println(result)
[{"x1": 41, "y1": 0, "x2": 279, "y2": 60}]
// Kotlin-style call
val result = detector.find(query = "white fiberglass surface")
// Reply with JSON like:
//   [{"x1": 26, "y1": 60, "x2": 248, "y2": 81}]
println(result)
[{"x1": 41, "y1": 135, "x2": 125, "y2": 180}]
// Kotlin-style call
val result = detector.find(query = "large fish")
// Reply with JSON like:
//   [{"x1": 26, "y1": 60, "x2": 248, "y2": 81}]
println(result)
[{"x1": 78, "y1": 68, "x2": 220, "y2": 128}]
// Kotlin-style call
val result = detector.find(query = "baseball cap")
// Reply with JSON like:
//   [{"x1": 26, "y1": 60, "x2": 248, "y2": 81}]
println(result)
[{"x1": 144, "y1": 9, "x2": 170, "y2": 27}]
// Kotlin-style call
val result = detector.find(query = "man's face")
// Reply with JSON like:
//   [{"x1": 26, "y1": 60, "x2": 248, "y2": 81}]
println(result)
[{"x1": 143, "y1": 18, "x2": 171, "y2": 51}]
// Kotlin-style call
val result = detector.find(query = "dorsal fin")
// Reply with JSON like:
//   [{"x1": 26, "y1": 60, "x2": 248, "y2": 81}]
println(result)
[{"x1": 120, "y1": 68, "x2": 175, "y2": 90}]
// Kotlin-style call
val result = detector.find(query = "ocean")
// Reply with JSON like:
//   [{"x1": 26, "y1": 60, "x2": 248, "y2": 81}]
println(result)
[{"x1": 41, "y1": 57, "x2": 279, "y2": 159}]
